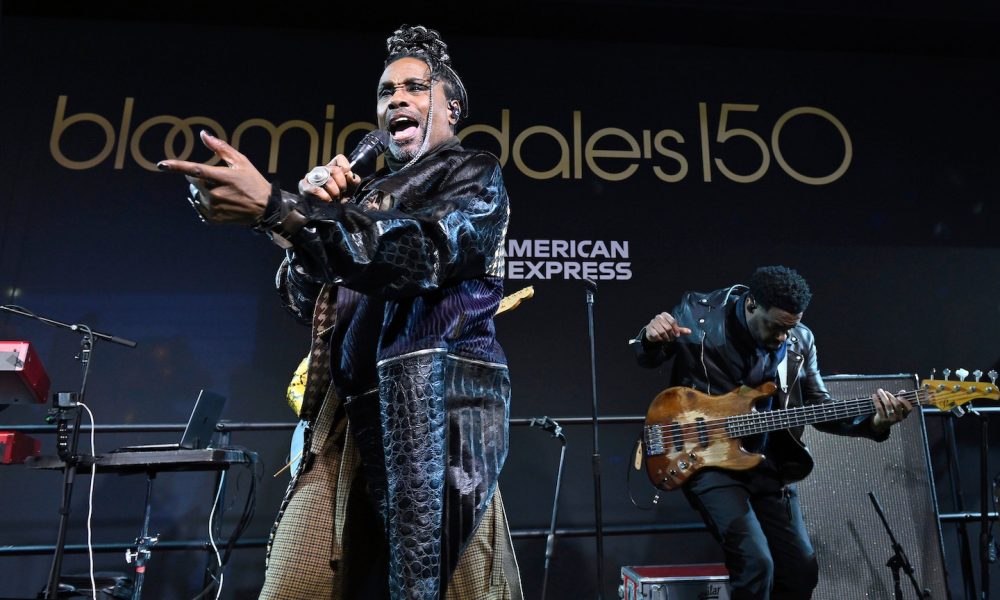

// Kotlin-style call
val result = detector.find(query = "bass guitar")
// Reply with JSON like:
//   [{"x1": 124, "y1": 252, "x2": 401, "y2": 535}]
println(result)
[{"x1": 644, "y1": 371, "x2": 998, "y2": 491}]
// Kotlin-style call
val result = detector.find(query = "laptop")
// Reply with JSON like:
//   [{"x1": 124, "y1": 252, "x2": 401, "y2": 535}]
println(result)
[{"x1": 113, "y1": 390, "x2": 226, "y2": 452}]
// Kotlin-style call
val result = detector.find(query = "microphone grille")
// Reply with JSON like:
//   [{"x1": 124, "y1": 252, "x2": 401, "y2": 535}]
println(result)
[{"x1": 365, "y1": 129, "x2": 391, "y2": 152}]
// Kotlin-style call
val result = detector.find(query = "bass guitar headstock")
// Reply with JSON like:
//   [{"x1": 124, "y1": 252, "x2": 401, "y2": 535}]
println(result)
[{"x1": 921, "y1": 368, "x2": 998, "y2": 415}]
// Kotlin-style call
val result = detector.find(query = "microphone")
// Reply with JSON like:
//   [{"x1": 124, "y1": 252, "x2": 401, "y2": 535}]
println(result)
[
  {"x1": 347, "y1": 129, "x2": 391, "y2": 171},
  {"x1": 307, "y1": 129, "x2": 391, "y2": 186}
]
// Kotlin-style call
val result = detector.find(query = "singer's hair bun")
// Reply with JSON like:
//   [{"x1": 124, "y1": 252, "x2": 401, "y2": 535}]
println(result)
[
  {"x1": 384, "y1": 24, "x2": 469, "y2": 121},
  {"x1": 385, "y1": 25, "x2": 452, "y2": 67}
]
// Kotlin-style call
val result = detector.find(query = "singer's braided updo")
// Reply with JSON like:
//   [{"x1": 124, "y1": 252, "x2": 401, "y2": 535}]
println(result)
[{"x1": 385, "y1": 24, "x2": 469, "y2": 121}]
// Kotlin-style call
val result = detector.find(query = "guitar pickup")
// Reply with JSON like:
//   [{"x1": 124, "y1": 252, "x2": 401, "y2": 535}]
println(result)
[
  {"x1": 695, "y1": 417, "x2": 709, "y2": 448},
  {"x1": 671, "y1": 422, "x2": 684, "y2": 451}
]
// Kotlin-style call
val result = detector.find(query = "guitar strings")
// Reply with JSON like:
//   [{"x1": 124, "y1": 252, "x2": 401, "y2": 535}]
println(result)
[
  {"x1": 647, "y1": 387, "x2": 967, "y2": 448},
  {"x1": 652, "y1": 388, "x2": 928, "y2": 444}
]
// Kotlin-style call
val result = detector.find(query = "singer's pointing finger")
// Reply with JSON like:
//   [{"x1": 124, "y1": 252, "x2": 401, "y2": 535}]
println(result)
[
  {"x1": 198, "y1": 130, "x2": 244, "y2": 166},
  {"x1": 156, "y1": 159, "x2": 232, "y2": 184}
]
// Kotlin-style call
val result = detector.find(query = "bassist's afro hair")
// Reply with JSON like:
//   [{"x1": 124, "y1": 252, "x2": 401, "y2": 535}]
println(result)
[{"x1": 749, "y1": 266, "x2": 812, "y2": 314}]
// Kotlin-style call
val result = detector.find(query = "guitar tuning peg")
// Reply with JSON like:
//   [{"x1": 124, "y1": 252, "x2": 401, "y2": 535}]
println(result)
[
  {"x1": 942, "y1": 368, "x2": 952, "y2": 381},
  {"x1": 956, "y1": 368, "x2": 969, "y2": 382},
  {"x1": 930, "y1": 368, "x2": 936, "y2": 379},
  {"x1": 974, "y1": 370, "x2": 983, "y2": 382},
  {"x1": 990, "y1": 370, "x2": 998, "y2": 385}
]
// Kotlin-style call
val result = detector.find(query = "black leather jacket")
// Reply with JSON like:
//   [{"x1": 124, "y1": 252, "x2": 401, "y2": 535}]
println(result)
[{"x1": 631, "y1": 285, "x2": 888, "y2": 482}]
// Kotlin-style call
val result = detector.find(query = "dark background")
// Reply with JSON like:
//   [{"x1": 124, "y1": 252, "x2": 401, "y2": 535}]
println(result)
[{"x1": 0, "y1": 1, "x2": 997, "y2": 598}]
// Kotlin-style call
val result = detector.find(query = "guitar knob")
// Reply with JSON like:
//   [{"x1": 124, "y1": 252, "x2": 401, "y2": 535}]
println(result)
[
  {"x1": 678, "y1": 460, "x2": 689, "y2": 470},
  {"x1": 669, "y1": 469, "x2": 677, "y2": 476}
]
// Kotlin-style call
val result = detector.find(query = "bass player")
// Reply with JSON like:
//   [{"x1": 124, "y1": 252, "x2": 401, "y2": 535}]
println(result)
[{"x1": 629, "y1": 265, "x2": 912, "y2": 599}]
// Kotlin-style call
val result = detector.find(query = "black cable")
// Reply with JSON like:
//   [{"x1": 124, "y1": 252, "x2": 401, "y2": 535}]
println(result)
[
  {"x1": 625, "y1": 434, "x2": 661, "y2": 510},
  {"x1": 188, "y1": 450, "x2": 259, "y2": 600}
]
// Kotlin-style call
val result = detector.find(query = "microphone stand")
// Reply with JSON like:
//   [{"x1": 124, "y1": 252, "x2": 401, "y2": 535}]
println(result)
[
  {"x1": 867, "y1": 491, "x2": 931, "y2": 599},
  {"x1": 530, "y1": 417, "x2": 567, "y2": 600},
  {"x1": 583, "y1": 279, "x2": 605, "y2": 599},
  {"x1": 1, "y1": 304, "x2": 136, "y2": 599}
]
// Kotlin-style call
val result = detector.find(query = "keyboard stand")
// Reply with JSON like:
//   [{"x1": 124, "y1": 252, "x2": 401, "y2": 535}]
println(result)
[{"x1": 26, "y1": 449, "x2": 254, "y2": 600}]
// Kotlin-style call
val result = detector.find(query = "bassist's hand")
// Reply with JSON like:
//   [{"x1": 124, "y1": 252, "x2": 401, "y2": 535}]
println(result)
[
  {"x1": 871, "y1": 388, "x2": 913, "y2": 430},
  {"x1": 643, "y1": 312, "x2": 692, "y2": 343}
]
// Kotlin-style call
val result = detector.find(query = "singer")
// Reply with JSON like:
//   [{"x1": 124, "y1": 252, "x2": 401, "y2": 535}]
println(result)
[{"x1": 158, "y1": 24, "x2": 520, "y2": 600}]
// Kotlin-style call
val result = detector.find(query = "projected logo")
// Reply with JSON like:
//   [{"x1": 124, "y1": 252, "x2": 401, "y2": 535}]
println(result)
[{"x1": 505, "y1": 239, "x2": 632, "y2": 281}]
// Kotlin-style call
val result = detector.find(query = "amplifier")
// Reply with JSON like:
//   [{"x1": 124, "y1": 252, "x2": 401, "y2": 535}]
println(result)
[
  {"x1": 619, "y1": 564, "x2": 730, "y2": 600},
  {"x1": 0, "y1": 341, "x2": 50, "y2": 404}
]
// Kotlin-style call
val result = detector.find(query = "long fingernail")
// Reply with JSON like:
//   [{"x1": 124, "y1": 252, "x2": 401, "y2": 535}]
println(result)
[{"x1": 156, "y1": 161, "x2": 169, "y2": 171}]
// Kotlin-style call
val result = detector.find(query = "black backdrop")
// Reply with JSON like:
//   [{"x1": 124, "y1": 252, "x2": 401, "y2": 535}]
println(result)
[{"x1": 1, "y1": 3, "x2": 998, "y2": 599}]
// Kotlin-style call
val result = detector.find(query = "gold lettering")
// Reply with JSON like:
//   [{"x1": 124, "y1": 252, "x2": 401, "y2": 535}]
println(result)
[
  {"x1": 45, "y1": 97, "x2": 852, "y2": 187},
  {"x1": 322, "y1": 105, "x2": 335, "y2": 164},
  {"x1": 50, "y1": 95, "x2": 115, "y2": 170},
  {"x1": 699, "y1": 102, "x2": 712, "y2": 182},
  {"x1": 231, "y1": 118, "x2": 319, "y2": 173},
  {"x1": 512, "y1": 125, "x2": 570, "y2": 179},
  {"x1": 165, "y1": 119, "x2": 227, "y2": 166},
  {"x1": 772, "y1": 107, "x2": 852, "y2": 185},
  {"x1": 573, "y1": 110, "x2": 582, "y2": 179},
  {"x1": 459, "y1": 109, "x2": 509, "y2": 166},
  {"x1": 129, "y1": 116, "x2": 227, "y2": 171},
  {"x1": 652, "y1": 130, "x2": 688, "y2": 183},
  {"x1": 713, "y1": 103, "x2": 770, "y2": 183},
  {"x1": 114, "y1": 98, "x2": 134, "y2": 169},
  {"x1": 336, "y1": 122, "x2": 377, "y2": 157},
  {"x1": 584, "y1": 127, "x2": 640, "y2": 181}
]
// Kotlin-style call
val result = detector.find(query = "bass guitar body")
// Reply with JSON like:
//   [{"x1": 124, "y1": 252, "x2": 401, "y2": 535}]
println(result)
[{"x1": 644, "y1": 382, "x2": 784, "y2": 491}]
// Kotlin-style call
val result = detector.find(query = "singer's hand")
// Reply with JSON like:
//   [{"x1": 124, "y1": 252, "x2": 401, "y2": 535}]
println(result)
[
  {"x1": 156, "y1": 130, "x2": 271, "y2": 224},
  {"x1": 299, "y1": 154, "x2": 360, "y2": 204},
  {"x1": 643, "y1": 312, "x2": 692, "y2": 343}
]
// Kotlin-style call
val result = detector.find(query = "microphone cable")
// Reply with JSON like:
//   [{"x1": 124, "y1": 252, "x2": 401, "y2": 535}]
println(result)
[{"x1": 78, "y1": 401, "x2": 97, "y2": 600}]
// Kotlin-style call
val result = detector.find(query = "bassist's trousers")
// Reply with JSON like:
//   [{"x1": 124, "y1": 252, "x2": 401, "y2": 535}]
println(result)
[{"x1": 683, "y1": 466, "x2": 819, "y2": 600}]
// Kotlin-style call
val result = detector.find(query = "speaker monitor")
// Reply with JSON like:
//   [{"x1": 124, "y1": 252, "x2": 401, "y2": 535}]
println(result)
[{"x1": 797, "y1": 374, "x2": 949, "y2": 598}]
